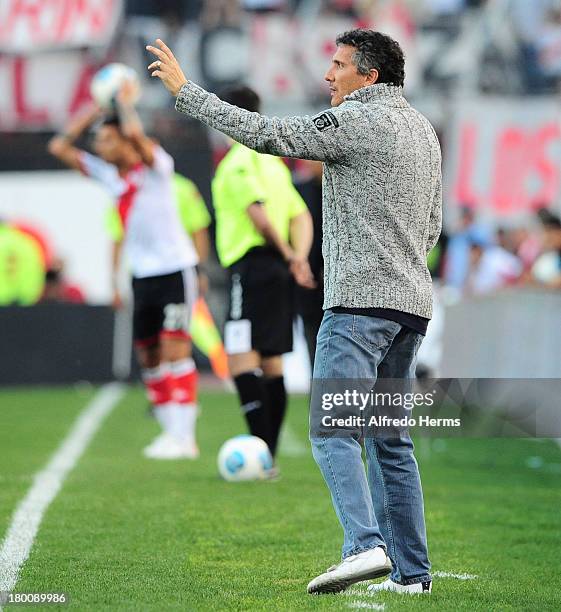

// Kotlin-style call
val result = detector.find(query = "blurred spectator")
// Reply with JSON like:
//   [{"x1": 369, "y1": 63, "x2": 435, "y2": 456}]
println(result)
[
  {"x1": 40, "y1": 258, "x2": 85, "y2": 304},
  {"x1": 427, "y1": 231, "x2": 449, "y2": 279},
  {"x1": 509, "y1": 226, "x2": 541, "y2": 271},
  {"x1": 425, "y1": 0, "x2": 466, "y2": 16},
  {"x1": 464, "y1": 235, "x2": 522, "y2": 295},
  {"x1": 0, "y1": 220, "x2": 45, "y2": 306},
  {"x1": 323, "y1": 0, "x2": 359, "y2": 18},
  {"x1": 10, "y1": 222, "x2": 53, "y2": 269},
  {"x1": 496, "y1": 227, "x2": 509, "y2": 251},
  {"x1": 444, "y1": 206, "x2": 492, "y2": 289},
  {"x1": 495, "y1": 226, "x2": 535, "y2": 263},
  {"x1": 241, "y1": 0, "x2": 286, "y2": 13},
  {"x1": 201, "y1": 0, "x2": 242, "y2": 28},
  {"x1": 536, "y1": 5, "x2": 561, "y2": 86},
  {"x1": 126, "y1": 0, "x2": 202, "y2": 22},
  {"x1": 529, "y1": 209, "x2": 561, "y2": 287},
  {"x1": 510, "y1": 0, "x2": 555, "y2": 93}
]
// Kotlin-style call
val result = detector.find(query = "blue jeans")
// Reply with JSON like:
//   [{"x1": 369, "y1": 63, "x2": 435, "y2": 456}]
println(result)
[{"x1": 310, "y1": 310, "x2": 431, "y2": 586}]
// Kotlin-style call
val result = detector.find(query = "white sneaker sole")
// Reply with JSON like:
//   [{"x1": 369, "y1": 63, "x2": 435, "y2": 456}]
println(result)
[
  {"x1": 143, "y1": 445, "x2": 200, "y2": 460},
  {"x1": 144, "y1": 453, "x2": 199, "y2": 460},
  {"x1": 368, "y1": 579, "x2": 432, "y2": 595},
  {"x1": 308, "y1": 559, "x2": 392, "y2": 594}
]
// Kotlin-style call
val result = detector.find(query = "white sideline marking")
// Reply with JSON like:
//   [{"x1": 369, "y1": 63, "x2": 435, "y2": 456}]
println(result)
[
  {"x1": 343, "y1": 588, "x2": 377, "y2": 597},
  {"x1": 347, "y1": 603, "x2": 385, "y2": 610},
  {"x1": 343, "y1": 585, "x2": 385, "y2": 610},
  {"x1": 278, "y1": 423, "x2": 307, "y2": 457},
  {"x1": 0, "y1": 383, "x2": 125, "y2": 595},
  {"x1": 344, "y1": 570, "x2": 478, "y2": 609},
  {"x1": 433, "y1": 571, "x2": 478, "y2": 580}
]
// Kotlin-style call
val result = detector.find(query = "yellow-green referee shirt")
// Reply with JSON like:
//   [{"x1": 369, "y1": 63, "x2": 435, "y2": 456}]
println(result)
[
  {"x1": 212, "y1": 143, "x2": 307, "y2": 267},
  {"x1": 0, "y1": 224, "x2": 45, "y2": 306}
]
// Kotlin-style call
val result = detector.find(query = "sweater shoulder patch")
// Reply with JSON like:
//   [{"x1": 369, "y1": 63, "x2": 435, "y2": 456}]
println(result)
[{"x1": 312, "y1": 111, "x2": 340, "y2": 132}]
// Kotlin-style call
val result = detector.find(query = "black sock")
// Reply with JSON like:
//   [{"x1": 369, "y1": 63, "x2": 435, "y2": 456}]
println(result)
[
  {"x1": 233, "y1": 371, "x2": 271, "y2": 447},
  {"x1": 264, "y1": 376, "x2": 287, "y2": 458}
]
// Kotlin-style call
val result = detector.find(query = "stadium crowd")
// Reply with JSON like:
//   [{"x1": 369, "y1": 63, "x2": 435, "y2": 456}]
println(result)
[
  {"x1": 126, "y1": 0, "x2": 561, "y2": 95},
  {"x1": 127, "y1": 0, "x2": 488, "y2": 21},
  {"x1": 430, "y1": 206, "x2": 561, "y2": 295}
]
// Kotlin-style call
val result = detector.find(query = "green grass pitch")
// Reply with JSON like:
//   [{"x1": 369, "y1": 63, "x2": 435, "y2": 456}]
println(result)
[{"x1": 1, "y1": 385, "x2": 560, "y2": 610}]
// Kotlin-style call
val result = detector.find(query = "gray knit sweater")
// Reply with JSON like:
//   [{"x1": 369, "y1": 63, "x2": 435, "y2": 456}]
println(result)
[{"x1": 176, "y1": 81, "x2": 442, "y2": 318}]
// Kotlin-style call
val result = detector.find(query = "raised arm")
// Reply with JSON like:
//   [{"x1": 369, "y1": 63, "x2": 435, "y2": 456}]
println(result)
[
  {"x1": 47, "y1": 105, "x2": 101, "y2": 170},
  {"x1": 146, "y1": 39, "x2": 365, "y2": 162},
  {"x1": 116, "y1": 81, "x2": 156, "y2": 167}
]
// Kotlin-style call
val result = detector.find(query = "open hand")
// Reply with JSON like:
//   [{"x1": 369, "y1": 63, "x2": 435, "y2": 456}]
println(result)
[{"x1": 146, "y1": 39, "x2": 188, "y2": 97}]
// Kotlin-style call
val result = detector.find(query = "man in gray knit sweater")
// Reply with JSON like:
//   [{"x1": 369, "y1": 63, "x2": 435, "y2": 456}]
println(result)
[{"x1": 148, "y1": 29, "x2": 441, "y2": 595}]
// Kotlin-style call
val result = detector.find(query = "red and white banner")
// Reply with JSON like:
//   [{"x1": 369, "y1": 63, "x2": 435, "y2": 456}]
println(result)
[
  {"x1": 0, "y1": 0, "x2": 123, "y2": 53},
  {"x1": 445, "y1": 97, "x2": 561, "y2": 222},
  {"x1": 0, "y1": 52, "x2": 99, "y2": 129}
]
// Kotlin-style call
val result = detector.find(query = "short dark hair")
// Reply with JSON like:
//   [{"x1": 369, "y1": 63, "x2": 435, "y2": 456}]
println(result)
[
  {"x1": 537, "y1": 207, "x2": 561, "y2": 229},
  {"x1": 219, "y1": 85, "x2": 261, "y2": 113},
  {"x1": 100, "y1": 114, "x2": 123, "y2": 134},
  {"x1": 335, "y1": 29, "x2": 405, "y2": 87}
]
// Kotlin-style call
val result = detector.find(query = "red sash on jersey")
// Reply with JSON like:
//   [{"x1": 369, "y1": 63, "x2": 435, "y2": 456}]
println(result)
[{"x1": 117, "y1": 163, "x2": 143, "y2": 230}]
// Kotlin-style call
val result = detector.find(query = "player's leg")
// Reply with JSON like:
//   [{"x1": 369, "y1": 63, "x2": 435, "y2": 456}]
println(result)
[
  {"x1": 225, "y1": 257, "x2": 272, "y2": 447},
  {"x1": 136, "y1": 342, "x2": 174, "y2": 434},
  {"x1": 132, "y1": 276, "x2": 175, "y2": 439},
  {"x1": 228, "y1": 350, "x2": 271, "y2": 446},
  {"x1": 159, "y1": 331, "x2": 199, "y2": 456},
  {"x1": 158, "y1": 268, "x2": 199, "y2": 456},
  {"x1": 260, "y1": 354, "x2": 286, "y2": 457},
  {"x1": 250, "y1": 250, "x2": 293, "y2": 456},
  {"x1": 365, "y1": 328, "x2": 431, "y2": 591}
]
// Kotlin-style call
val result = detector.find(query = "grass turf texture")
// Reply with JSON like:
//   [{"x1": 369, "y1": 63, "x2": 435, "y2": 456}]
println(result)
[
  {"x1": 1, "y1": 386, "x2": 560, "y2": 610},
  {"x1": 0, "y1": 385, "x2": 95, "y2": 538}
]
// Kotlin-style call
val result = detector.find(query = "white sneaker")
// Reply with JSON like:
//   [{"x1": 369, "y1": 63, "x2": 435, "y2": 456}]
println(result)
[
  {"x1": 307, "y1": 547, "x2": 392, "y2": 594},
  {"x1": 367, "y1": 578, "x2": 432, "y2": 594},
  {"x1": 175, "y1": 440, "x2": 200, "y2": 460},
  {"x1": 142, "y1": 432, "x2": 169, "y2": 456},
  {"x1": 143, "y1": 433, "x2": 200, "y2": 460}
]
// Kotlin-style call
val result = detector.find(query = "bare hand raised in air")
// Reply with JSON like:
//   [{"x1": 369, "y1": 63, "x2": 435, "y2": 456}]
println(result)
[{"x1": 146, "y1": 39, "x2": 188, "y2": 97}]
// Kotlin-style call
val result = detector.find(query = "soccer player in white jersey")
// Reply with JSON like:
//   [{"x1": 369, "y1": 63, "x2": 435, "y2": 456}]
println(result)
[{"x1": 48, "y1": 85, "x2": 200, "y2": 460}]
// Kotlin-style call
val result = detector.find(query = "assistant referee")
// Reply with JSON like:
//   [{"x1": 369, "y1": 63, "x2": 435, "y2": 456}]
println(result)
[{"x1": 212, "y1": 85, "x2": 314, "y2": 462}]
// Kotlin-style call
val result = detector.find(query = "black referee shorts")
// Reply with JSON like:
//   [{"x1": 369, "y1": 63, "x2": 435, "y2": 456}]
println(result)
[
  {"x1": 226, "y1": 247, "x2": 293, "y2": 357},
  {"x1": 131, "y1": 268, "x2": 197, "y2": 348}
]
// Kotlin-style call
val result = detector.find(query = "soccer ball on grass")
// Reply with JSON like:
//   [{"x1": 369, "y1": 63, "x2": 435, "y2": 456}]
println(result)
[{"x1": 217, "y1": 435, "x2": 273, "y2": 481}]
